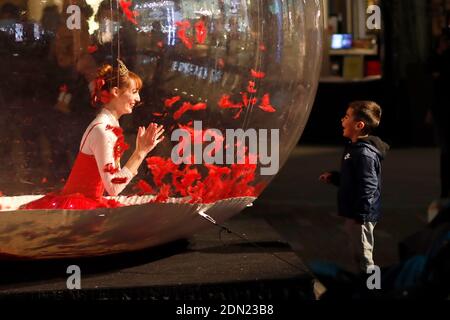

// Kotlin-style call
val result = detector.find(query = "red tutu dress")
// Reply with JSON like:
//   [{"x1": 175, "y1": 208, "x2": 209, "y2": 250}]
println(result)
[{"x1": 21, "y1": 110, "x2": 135, "y2": 210}]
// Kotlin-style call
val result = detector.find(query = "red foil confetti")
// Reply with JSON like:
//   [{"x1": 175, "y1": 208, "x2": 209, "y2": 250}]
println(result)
[
  {"x1": 176, "y1": 20, "x2": 193, "y2": 49},
  {"x1": 106, "y1": 125, "x2": 130, "y2": 161},
  {"x1": 146, "y1": 157, "x2": 179, "y2": 186},
  {"x1": 241, "y1": 92, "x2": 257, "y2": 107},
  {"x1": 258, "y1": 93, "x2": 276, "y2": 113},
  {"x1": 247, "y1": 81, "x2": 257, "y2": 93},
  {"x1": 218, "y1": 95, "x2": 243, "y2": 109},
  {"x1": 153, "y1": 183, "x2": 171, "y2": 203},
  {"x1": 173, "y1": 102, "x2": 207, "y2": 120},
  {"x1": 87, "y1": 45, "x2": 98, "y2": 54},
  {"x1": 111, "y1": 177, "x2": 128, "y2": 184},
  {"x1": 164, "y1": 96, "x2": 181, "y2": 108},
  {"x1": 194, "y1": 20, "x2": 207, "y2": 44},
  {"x1": 133, "y1": 179, "x2": 154, "y2": 195},
  {"x1": 104, "y1": 163, "x2": 119, "y2": 174},
  {"x1": 119, "y1": 0, "x2": 138, "y2": 25},
  {"x1": 233, "y1": 108, "x2": 243, "y2": 119},
  {"x1": 145, "y1": 156, "x2": 263, "y2": 204},
  {"x1": 250, "y1": 69, "x2": 266, "y2": 79}
]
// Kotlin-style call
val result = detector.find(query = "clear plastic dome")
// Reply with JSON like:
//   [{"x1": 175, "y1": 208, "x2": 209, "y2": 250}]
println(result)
[{"x1": 0, "y1": 0, "x2": 323, "y2": 203}]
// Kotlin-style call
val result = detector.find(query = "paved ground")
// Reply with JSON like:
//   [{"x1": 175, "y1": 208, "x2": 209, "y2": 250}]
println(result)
[{"x1": 255, "y1": 145, "x2": 439, "y2": 272}]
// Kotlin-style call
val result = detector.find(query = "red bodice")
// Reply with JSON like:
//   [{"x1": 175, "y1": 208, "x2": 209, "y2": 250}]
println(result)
[
  {"x1": 21, "y1": 122, "x2": 123, "y2": 210},
  {"x1": 62, "y1": 152, "x2": 104, "y2": 201}
]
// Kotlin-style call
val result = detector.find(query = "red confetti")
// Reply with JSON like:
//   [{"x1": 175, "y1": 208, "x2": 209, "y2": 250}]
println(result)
[
  {"x1": 259, "y1": 43, "x2": 266, "y2": 51},
  {"x1": 111, "y1": 177, "x2": 128, "y2": 184},
  {"x1": 176, "y1": 20, "x2": 193, "y2": 49},
  {"x1": 152, "y1": 112, "x2": 163, "y2": 117},
  {"x1": 258, "y1": 93, "x2": 276, "y2": 113},
  {"x1": 250, "y1": 69, "x2": 266, "y2": 79},
  {"x1": 173, "y1": 102, "x2": 207, "y2": 120},
  {"x1": 218, "y1": 95, "x2": 243, "y2": 109},
  {"x1": 133, "y1": 179, "x2": 154, "y2": 195},
  {"x1": 106, "y1": 125, "x2": 130, "y2": 161},
  {"x1": 119, "y1": 0, "x2": 139, "y2": 25},
  {"x1": 114, "y1": 137, "x2": 129, "y2": 161},
  {"x1": 247, "y1": 81, "x2": 257, "y2": 93},
  {"x1": 217, "y1": 58, "x2": 225, "y2": 68},
  {"x1": 233, "y1": 108, "x2": 243, "y2": 119},
  {"x1": 157, "y1": 41, "x2": 164, "y2": 48},
  {"x1": 172, "y1": 166, "x2": 201, "y2": 197},
  {"x1": 164, "y1": 96, "x2": 181, "y2": 108},
  {"x1": 146, "y1": 157, "x2": 179, "y2": 186},
  {"x1": 41, "y1": 177, "x2": 48, "y2": 184},
  {"x1": 241, "y1": 92, "x2": 248, "y2": 106},
  {"x1": 153, "y1": 184, "x2": 171, "y2": 202},
  {"x1": 104, "y1": 163, "x2": 119, "y2": 174},
  {"x1": 144, "y1": 151, "x2": 262, "y2": 203},
  {"x1": 194, "y1": 20, "x2": 207, "y2": 44},
  {"x1": 106, "y1": 125, "x2": 123, "y2": 137},
  {"x1": 241, "y1": 92, "x2": 257, "y2": 107},
  {"x1": 87, "y1": 45, "x2": 98, "y2": 54}
]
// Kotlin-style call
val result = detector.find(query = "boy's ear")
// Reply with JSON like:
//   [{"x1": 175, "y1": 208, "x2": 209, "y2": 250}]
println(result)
[{"x1": 356, "y1": 121, "x2": 365, "y2": 130}]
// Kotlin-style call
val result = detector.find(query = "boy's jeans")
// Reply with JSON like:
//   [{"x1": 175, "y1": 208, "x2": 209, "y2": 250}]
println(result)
[{"x1": 344, "y1": 219, "x2": 377, "y2": 273}]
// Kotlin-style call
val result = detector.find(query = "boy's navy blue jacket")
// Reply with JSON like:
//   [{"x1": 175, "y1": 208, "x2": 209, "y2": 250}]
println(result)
[{"x1": 330, "y1": 136, "x2": 389, "y2": 223}]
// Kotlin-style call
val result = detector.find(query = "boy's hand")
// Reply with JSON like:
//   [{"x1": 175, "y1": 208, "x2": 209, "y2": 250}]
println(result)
[{"x1": 319, "y1": 172, "x2": 333, "y2": 184}]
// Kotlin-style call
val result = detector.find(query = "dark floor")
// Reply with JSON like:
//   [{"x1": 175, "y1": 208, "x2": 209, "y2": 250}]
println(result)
[{"x1": 0, "y1": 145, "x2": 440, "y2": 302}]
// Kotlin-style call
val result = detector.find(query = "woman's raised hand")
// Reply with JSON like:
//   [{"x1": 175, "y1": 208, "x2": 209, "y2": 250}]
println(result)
[
  {"x1": 124, "y1": 123, "x2": 165, "y2": 176},
  {"x1": 136, "y1": 123, "x2": 165, "y2": 156}
]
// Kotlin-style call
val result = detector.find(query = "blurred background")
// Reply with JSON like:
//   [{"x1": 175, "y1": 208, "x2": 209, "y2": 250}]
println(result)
[
  {"x1": 304, "y1": 0, "x2": 449, "y2": 148},
  {"x1": 0, "y1": 0, "x2": 448, "y2": 193}
]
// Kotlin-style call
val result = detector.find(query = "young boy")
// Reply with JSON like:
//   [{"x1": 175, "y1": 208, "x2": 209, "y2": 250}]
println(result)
[{"x1": 319, "y1": 101, "x2": 389, "y2": 272}]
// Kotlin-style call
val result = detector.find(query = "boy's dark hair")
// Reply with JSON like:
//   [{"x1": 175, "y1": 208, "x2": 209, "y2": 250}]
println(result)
[{"x1": 349, "y1": 101, "x2": 382, "y2": 134}]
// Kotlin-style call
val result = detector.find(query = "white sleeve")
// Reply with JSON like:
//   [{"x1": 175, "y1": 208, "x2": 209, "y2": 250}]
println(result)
[{"x1": 86, "y1": 125, "x2": 135, "y2": 196}]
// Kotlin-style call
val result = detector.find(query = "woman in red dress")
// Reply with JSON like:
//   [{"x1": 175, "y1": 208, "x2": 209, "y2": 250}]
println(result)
[{"x1": 22, "y1": 60, "x2": 164, "y2": 210}]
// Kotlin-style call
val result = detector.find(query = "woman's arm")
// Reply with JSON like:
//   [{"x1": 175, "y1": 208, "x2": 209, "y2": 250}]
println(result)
[
  {"x1": 89, "y1": 123, "x2": 164, "y2": 196},
  {"x1": 89, "y1": 127, "x2": 134, "y2": 196}
]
